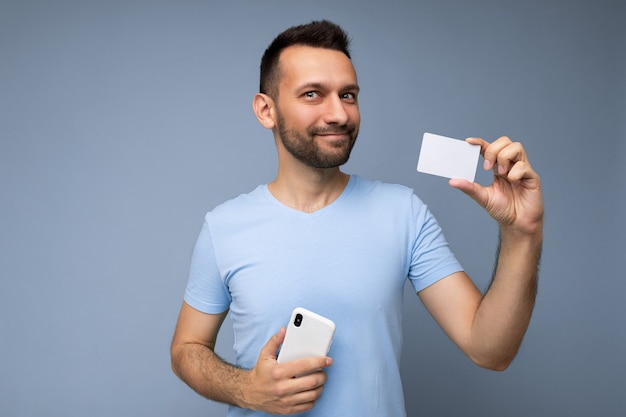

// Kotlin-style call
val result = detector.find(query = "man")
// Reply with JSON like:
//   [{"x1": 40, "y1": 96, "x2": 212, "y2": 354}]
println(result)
[{"x1": 171, "y1": 20, "x2": 543, "y2": 416}]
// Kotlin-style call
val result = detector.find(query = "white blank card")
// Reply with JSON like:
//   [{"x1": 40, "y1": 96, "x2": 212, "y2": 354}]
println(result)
[{"x1": 417, "y1": 132, "x2": 480, "y2": 182}]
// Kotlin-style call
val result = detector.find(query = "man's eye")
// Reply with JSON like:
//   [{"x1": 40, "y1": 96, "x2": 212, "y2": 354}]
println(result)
[
  {"x1": 342, "y1": 92, "x2": 357, "y2": 101},
  {"x1": 304, "y1": 91, "x2": 320, "y2": 99}
]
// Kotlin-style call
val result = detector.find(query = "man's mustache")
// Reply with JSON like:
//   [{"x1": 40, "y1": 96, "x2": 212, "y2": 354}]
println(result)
[{"x1": 310, "y1": 125, "x2": 357, "y2": 135}]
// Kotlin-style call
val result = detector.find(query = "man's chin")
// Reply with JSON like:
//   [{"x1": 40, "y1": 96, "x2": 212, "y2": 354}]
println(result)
[{"x1": 308, "y1": 151, "x2": 353, "y2": 169}]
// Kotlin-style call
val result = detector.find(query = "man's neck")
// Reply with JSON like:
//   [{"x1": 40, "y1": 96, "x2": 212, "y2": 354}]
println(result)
[{"x1": 268, "y1": 166, "x2": 349, "y2": 213}]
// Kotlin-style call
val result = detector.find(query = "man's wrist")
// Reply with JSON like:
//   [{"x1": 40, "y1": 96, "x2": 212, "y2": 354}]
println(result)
[{"x1": 500, "y1": 220, "x2": 543, "y2": 243}]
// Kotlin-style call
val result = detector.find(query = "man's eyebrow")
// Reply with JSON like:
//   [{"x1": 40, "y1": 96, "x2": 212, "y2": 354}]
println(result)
[
  {"x1": 342, "y1": 83, "x2": 361, "y2": 92},
  {"x1": 295, "y1": 82, "x2": 326, "y2": 92},
  {"x1": 296, "y1": 82, "x2": 360, "y2": 92}
]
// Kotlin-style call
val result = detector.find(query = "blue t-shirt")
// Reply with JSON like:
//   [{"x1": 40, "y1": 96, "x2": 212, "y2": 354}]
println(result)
[{"x1": 185, "y1": 175, "x2": 463, "y2": 417}]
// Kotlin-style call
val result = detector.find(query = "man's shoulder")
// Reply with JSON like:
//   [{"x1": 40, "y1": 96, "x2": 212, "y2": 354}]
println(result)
[
  {"x1": 207, "y1": 185, "x2": 268, "y2": 219},
  {"x1": 352, "y1": 175, "x2": 416, "y2": 200}
]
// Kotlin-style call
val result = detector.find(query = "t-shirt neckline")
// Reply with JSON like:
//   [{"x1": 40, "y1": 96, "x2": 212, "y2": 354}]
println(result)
[{"x1": 261, "y1": 175, "x2": 358, "y2": 219}]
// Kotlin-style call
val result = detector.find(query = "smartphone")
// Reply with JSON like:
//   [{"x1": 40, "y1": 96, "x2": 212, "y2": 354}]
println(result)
[{"x1": 277, "y1": 307, "x2": 336, "y2": 364}]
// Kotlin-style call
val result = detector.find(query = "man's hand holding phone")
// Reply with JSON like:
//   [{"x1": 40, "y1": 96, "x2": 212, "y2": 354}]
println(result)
[{"x1": 240, "y1": 308, "x2": 335, "y2": 414}]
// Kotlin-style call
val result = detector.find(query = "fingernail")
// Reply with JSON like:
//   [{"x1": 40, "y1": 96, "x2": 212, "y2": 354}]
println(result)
[
  {"x1": 484, "y1": 160, "x2": 492, "y2": 170},
  {"x1": 498, "y1": 165, "x2": 506, "y2": 174}
]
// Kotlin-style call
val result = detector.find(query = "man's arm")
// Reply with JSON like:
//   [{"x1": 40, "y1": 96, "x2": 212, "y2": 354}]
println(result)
[
  {"x1": 170, "y1": 302, "x2": 332, "y2": 414},
  {"x1": 418, "y1": 136, "x2": 543, "y2": 371}
]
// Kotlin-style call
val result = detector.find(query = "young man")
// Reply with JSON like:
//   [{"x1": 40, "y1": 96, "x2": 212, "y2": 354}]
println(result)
[{"x1": 171, "y1": 20, "x2": 543, "y2": 416}]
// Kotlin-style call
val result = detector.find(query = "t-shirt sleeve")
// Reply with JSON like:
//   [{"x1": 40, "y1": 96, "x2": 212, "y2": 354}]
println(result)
[
  {"x1": 183, "y1": 215, "x2": 231, "y2": 314},
  {"x1": 407, "y1": 194, "x2": 464, "y2": 293}
]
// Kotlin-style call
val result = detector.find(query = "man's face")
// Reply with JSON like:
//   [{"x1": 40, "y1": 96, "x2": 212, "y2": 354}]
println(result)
[{"x1": 273, "y1": 46, "x2": 360, "y2": 169}]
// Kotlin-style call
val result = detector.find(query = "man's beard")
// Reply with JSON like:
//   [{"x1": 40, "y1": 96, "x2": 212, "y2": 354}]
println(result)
[{"x1": 276, "y1": 111, "x2": 359, "y2": 169}]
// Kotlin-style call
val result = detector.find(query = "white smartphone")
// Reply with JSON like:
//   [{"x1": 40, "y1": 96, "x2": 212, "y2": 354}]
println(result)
[{"x1": 277, "y1": 307, "x2": 336, "y2": 364}]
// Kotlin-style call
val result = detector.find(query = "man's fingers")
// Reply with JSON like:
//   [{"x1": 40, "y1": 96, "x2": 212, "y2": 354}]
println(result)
[
  {"x1": 249, "y1": 329, "x2": 332, "y2": 413},
  {"x1": 484, "y1": 137, "x2": 529, "y2": 176},
  {"x1": 507, "y1": 160, "x2": 538, "y2": 183},
  {"x1": 277, "y1": 356, "x2": 333, "y2": 379},
  {"x1": 268, "y1": 365, "x2": 329, "y2": 413}
]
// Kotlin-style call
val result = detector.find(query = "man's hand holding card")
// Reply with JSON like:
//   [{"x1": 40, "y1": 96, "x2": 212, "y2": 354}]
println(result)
[{"x1": 417, "y1": 133, "x2": 543, "y2": 235}]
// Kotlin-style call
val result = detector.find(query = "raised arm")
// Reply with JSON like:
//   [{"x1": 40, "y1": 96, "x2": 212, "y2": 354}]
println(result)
[
  {"x1": 418, "y1": 136, "x2": 543, "y2": 370},
  {"x1": 170, "y1": 302, "x2": 332, "y2": 413}
]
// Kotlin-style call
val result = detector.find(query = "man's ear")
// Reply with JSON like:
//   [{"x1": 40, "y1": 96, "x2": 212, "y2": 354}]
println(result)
[{"x1": 252, "y1": 93, "x2": 276, "y2": 129}]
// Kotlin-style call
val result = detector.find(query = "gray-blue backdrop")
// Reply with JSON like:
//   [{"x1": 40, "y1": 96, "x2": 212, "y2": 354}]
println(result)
[{"x1": 1, "y1": 1, "x2": 624, "y2": 416}]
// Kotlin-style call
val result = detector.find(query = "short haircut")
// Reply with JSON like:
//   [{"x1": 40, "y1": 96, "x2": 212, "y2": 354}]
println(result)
[{"x1": 259, "y1": 20, "x2": 352, "y2": 98}]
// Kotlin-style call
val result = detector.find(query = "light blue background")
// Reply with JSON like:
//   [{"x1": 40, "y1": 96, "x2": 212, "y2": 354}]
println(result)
[{"x1": 1, "y1": 1, "x2": 624, "y2": 416}]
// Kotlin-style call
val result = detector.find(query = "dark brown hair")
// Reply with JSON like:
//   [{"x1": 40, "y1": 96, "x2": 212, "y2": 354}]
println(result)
[{"x1": 259, "y1": 20, "x2": 352, "y2": 98}]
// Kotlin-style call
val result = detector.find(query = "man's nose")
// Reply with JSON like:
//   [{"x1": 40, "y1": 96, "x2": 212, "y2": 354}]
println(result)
[{"x1": 322, "y1": 96, "x2": 350, "y2": 125}]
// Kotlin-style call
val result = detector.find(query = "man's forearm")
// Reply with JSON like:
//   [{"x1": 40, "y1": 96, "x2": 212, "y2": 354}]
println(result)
[
  {"x1": 469, "y1": 228, "x2": 543, "y2": 370},
  {"x1": 171, "y1": 343, "x2": 249, "y2": 407},
  {"x1": 171, "y1": 329, "x2": 331, "y2": 414}
]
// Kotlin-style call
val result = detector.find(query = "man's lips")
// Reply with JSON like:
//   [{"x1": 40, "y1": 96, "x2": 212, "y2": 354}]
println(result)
[
  {"x1": 312, "y1": 129, "x2": 353, "y2": 138},
  {"x1": 316, "y1": 132, "x2": 349, "y2": 137},
  {"x1": 314, "y1": 133, "x2": 352, "y2": 144}
]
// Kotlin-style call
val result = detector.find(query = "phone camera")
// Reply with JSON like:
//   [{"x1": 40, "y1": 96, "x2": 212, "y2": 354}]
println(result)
[{"x1": 294, "y1": 313, "x2": 303, "y2": 327}]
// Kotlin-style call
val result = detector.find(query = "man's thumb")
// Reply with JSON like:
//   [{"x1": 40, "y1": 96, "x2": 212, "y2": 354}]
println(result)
[
  {"x1": 449, "y1": 178, "x2": 487, "y2": 208},
  {"x1": 260, "y1": 327, "x2": 286, "y2": 359}
]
